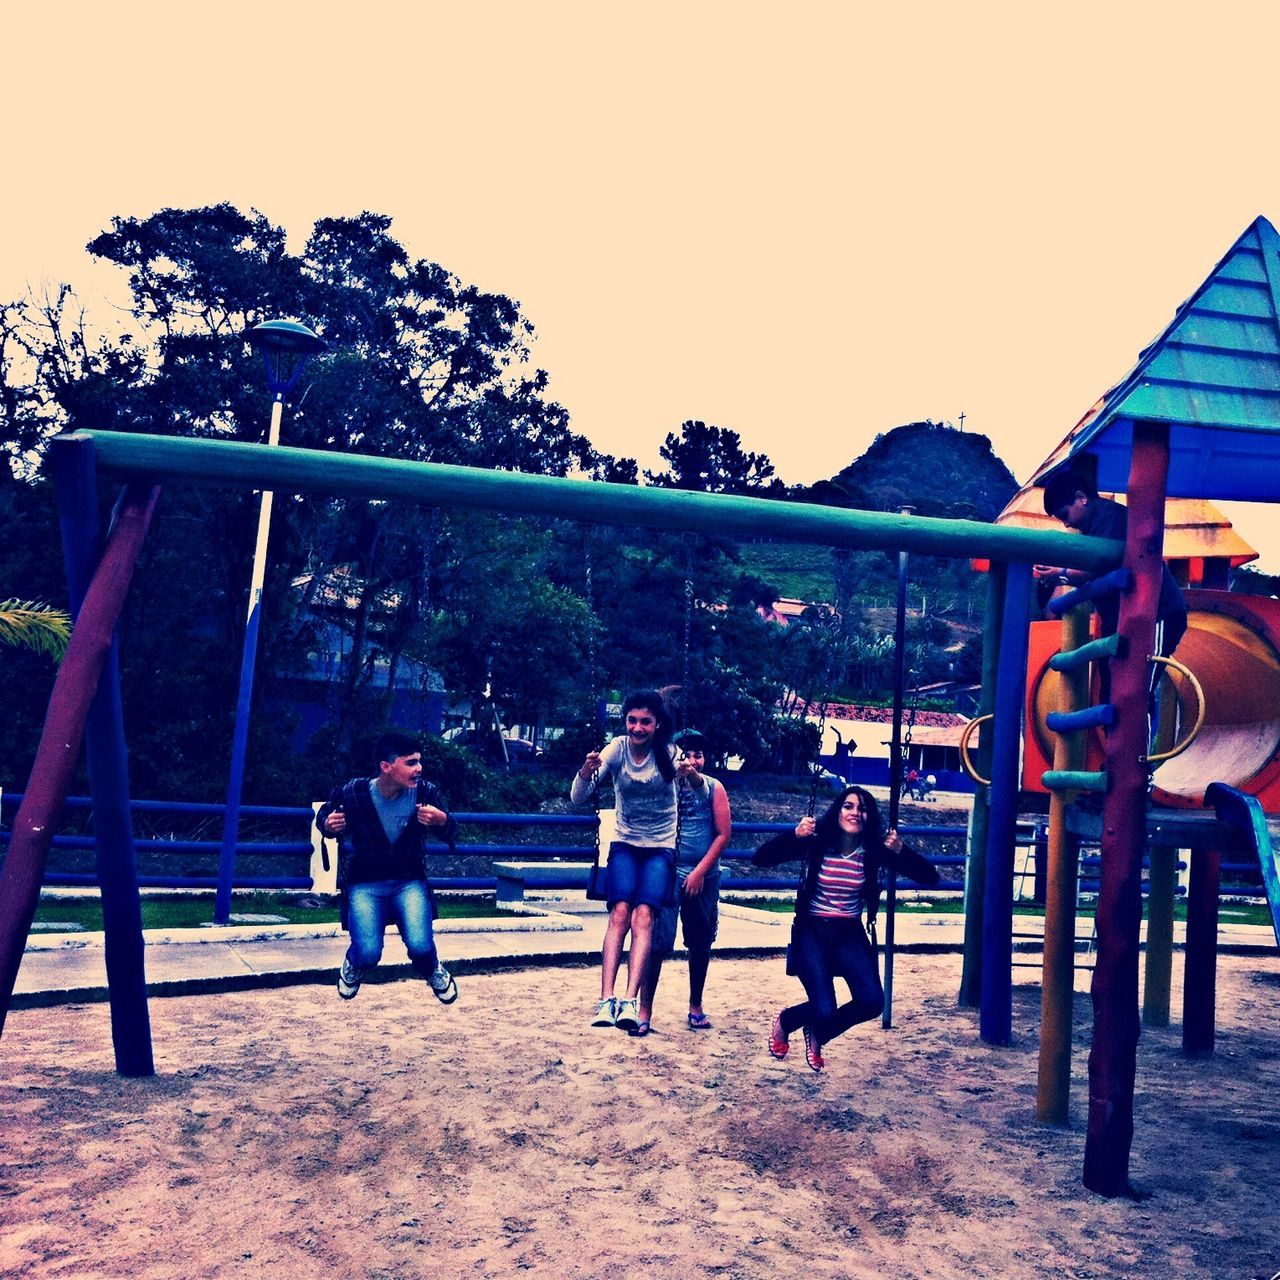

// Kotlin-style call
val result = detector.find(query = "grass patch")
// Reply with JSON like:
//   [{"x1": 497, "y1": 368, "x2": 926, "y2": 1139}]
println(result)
[
  {"x1": 1212, "y1": 901, "x2": 1276, "y2": 928},
  {"x1": 725, "y1": 896, "x2": 970, "y2": 915},
  {"x1": 736, "y1": 543, "x2": 844, "y2": 605},
  {"x1": 723, "y1": 895, "x2": 1277, "y2": 928},
  {"x1": 33, "y1": 891, "x2": 509, "y2": 933}
]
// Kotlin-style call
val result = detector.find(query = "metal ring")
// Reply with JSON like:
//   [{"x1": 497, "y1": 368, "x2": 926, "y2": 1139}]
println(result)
[
  {"x1": 1142, "y1": 655, "x2": 1206, "y2": 765},
  {"x1": 958, "y1": 714, "x2": 993, "y2": 786}
]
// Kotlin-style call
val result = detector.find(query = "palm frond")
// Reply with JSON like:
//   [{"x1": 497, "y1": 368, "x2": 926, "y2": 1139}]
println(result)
[{"x1": 0, "y1": 599, "x2": 72, "y2": 661}]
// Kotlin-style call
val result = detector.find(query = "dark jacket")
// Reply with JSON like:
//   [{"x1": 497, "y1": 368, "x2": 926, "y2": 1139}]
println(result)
[
  {"x1": 1077, "y1": 495, "x2": 1187, "y2": 637},
  {"x1": 751, "y1": 827, "x2": 939, "y2": 922},
  {"x1": 316, "y1": 778, "x2": 457, "y2": 922}
]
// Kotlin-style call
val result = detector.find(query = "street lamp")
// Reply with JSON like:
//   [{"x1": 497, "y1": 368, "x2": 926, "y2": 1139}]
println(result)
[{"x1": 214, "y1": 319, "x2": 326, "y2": 923}]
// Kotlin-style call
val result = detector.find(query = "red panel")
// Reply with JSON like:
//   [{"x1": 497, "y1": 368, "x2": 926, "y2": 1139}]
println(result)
[{"x1": 1022, "y1": 589, "x2": 1280, "y2": 814}]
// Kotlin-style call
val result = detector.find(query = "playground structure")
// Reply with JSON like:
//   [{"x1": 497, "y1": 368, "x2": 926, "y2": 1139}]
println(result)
[
  {"x1": 984, "y1": 215, "x2": 1280, "y2": 1193},
  {"x1": 2, "y1": 218, "x2": 1280, "y2": 1200}
]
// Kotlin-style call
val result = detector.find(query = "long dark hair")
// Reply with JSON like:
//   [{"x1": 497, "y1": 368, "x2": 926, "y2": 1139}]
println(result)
[
  {"x1": 813, "y1": 784, "x2": 885, "y2": 851},
  {"x1": 621, "y1": 689, "x2": 676, "y2": 782}
]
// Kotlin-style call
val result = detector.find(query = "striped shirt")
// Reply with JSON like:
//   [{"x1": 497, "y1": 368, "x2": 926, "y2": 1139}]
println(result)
[{"x1": 808, "y1": 849, "x2": 866, "y2": 919}]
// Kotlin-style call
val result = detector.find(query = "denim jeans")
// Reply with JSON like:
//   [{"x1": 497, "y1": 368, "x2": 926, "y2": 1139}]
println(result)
[
  {"x1": 345, "y1": 878, "x2": 436, "y2": 977},
  {"x1": 779, "y1": 915, "x2": 883, "y2": 1043}
]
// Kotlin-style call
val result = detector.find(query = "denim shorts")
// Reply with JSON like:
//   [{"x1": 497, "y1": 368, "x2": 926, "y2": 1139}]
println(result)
[{"x1": 604, "y1": 841, "x2": 676, "y2": 908}]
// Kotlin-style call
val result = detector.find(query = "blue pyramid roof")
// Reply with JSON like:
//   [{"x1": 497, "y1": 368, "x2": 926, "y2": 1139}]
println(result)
[{"x1": 1069, "y1": 216, "x2": 1280, "y2": 502}]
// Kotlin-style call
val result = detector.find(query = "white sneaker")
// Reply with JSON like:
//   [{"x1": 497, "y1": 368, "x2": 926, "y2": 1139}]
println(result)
[
  {"x1": 614, "y1": 998, "x2": 640, "y2": 1032},
  {"x1": 337, "y1": 957, "x2": 361, "y2": 1000},
  {"x1": 429, "y1": 963, "x2": 458, "y2": 1004},
  {"x1": 590, "y1": 998, "x2": 617, "y2": 1027}
]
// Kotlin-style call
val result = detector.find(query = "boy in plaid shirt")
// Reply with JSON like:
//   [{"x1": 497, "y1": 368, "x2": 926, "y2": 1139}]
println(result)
[{"x1": 317, "y1": 731, "x2": 459, "y2": 1003}]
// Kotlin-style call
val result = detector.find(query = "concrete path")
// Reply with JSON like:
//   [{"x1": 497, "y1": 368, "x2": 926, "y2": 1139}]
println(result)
[{"x1": 12, "y1": 897, "x2": 1274, "y2": 1008}]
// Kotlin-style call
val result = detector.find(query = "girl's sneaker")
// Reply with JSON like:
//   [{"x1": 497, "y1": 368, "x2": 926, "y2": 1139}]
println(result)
[
  {"x1": 590, "y1": 997, "x2": 618, "y2": 1027},
  {"x1": 614, "y1": 998, "x2": 641, "y2": 1031}
]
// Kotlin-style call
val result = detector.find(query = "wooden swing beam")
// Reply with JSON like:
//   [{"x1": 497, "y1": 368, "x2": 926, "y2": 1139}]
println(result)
[{"x1": 70, "y1": 431, "x2": 1121, "y2": 568}]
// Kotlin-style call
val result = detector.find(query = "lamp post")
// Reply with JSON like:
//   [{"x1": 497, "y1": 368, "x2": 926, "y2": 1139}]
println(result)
[{"x1": 214, "y1": 320, "x2": 326, "y2": 923}]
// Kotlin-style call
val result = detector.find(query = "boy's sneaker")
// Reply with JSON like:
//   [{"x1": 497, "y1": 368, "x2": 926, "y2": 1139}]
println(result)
[
  {"x1": 590, "y1": 997, "x2": 617, "y2": 1027},
  {"x1": 429, "y1": 962, "x2": 458, "y2": 1004},
  {"x1": 337, "y1": 958, "x2": 361, "y2": 1000},
  {"x1": 614, "y1": 998, "x2": 640, "y2": 1032}
]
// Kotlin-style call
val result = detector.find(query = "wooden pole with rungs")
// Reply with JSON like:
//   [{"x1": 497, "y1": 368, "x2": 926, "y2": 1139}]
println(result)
[{"x1": 1083, "y1": 422, "x2": 1170, "y2": 1198}]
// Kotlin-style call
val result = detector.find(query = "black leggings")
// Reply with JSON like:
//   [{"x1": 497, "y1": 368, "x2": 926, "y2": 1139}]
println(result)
[{"x1": 779, "y1": 915, "x2": 883, "y2": 1044}]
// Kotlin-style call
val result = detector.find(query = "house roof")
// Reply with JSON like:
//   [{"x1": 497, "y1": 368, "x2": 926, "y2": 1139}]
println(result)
[
  {"x1": 1066, "y1": 216, "x2": 1280, "y2": 502},
  {"x1": 802, "y1": 703, "x2": 972, "y2": 749},
  {"x1": 797, "y1": 701, "x2": 967, "y2": 730}
]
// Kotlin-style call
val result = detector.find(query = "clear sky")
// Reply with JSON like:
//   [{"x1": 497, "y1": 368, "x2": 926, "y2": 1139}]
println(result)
[{"x1": 6, "y1": 2, "x2": 1280, "y2": 564}]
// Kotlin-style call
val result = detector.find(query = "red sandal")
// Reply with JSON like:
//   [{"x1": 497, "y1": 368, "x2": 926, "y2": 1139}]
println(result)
[
  {"x1": 803, "y1": 1026, "x2": 825, "y2": 1073},
  {"x1": 768, "y1": 1012, "x2": 790, "y2": 1060}
]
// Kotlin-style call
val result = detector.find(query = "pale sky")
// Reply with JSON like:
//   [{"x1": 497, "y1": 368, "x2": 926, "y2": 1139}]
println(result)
[{"x1": 6, "y1": 2, "x2": 1280, "y2": 564}]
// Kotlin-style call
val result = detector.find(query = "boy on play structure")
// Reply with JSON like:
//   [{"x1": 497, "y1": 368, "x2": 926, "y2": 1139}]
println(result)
[
  {"x1": 317, "y1": 731, "x2": 460, "y2": 1005},
  {"x1": 1035, "y1": 469, "x2": 1187, "y2": 665},
  {"x1": 1035, "y1": 469, "x2": 1188, "y2": 744}
]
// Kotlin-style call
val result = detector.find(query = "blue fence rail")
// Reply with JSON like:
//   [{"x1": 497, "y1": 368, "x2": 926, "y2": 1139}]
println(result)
[
  {"x1": 0, "y1": 793, "x2": 1266, "y2": 901},
  {"x1": 0, "y1": 793, "x2": 974, "y2": 892}
]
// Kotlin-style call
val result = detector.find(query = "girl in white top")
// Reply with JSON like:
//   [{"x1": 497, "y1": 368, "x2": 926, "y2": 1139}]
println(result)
[{"x1": 571, "y1": 689, "x2": 696, "y2": 1031}]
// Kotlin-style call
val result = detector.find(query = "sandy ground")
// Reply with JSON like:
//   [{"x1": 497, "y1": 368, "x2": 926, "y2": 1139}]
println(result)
[{"x1": 3, "y1": 953, "x2": 1279, "y2": 1280}]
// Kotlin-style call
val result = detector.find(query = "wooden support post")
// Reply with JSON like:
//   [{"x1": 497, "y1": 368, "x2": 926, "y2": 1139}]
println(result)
[
  {"x1": 1032, "y1": 823, "x2": 1049, "y2": 905},
  {"x1": 1142, "y1": 676, "x2": 1179, "y2": 1028},
  {"x1": 52, "y1": 438, "x2": 155, "y2": 1076},
  {"x1": 1143, "y1": 846, "x2": 1177, "y2": 1028},
  {"x1": 979, "y1": 561, "x2": 1033, "y2": 1046},
  {"x1": 959, "y1": 564, "x2": 1004, "y2": 1008},
  {"x1": 0, "y1": 481, "x2": 160, "y2": 1038},
  {"x1": 1083, "y1": 422, "x2": 1169, "y2": 1198},
  {"x1": 1037, "y1": 603, "x2": 1090, "y2": 1124},
  {"x1": 1182, "y1": 846, "x2": 1221, "y2": 1058}
]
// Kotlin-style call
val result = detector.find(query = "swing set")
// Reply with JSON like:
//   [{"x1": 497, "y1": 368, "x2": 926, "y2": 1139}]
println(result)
[
  {"x1": 6, "y1": 217, "x2": 1280, "y2": 1201},
  {"x1": 0, "y1": 427, "x2": 1115, "y2": 1142}
]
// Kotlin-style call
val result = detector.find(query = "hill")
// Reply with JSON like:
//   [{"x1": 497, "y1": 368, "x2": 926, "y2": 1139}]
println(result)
[
  {"x1": 738, "y1": 422, "x2": 1019, "y2": 705},
  {"x1": 827, "y1": 420, "x2": 1017, "y2": 522}
]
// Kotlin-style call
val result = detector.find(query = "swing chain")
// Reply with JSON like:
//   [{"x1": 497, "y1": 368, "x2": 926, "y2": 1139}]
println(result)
[
  {"x1": 899, "y1": 678, "x2": 922, "y2": 796},
  {"x1": 681, "y1": 566, "x2": 693, "y2": 730},
  {"x1": 585, "y1": 550, "x2": 597, "y2": 707},
  {"x1": 807, "y1": 602, "x2": 846, "y2": 818}
]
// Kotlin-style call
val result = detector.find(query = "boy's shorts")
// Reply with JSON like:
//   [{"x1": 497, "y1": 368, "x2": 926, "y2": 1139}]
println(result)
[{"x1": 652, "y1": 866, "x2": 722, "y2": 956}]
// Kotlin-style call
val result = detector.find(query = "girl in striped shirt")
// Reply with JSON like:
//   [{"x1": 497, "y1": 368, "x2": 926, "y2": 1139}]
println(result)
[{"x1": 752, "y1": 785, "x2": 939, "y2": 1072}]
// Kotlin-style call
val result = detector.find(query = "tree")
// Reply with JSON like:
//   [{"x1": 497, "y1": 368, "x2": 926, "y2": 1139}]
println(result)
[
  {"x1": 414, "y1": 513, "x2": 594, "y2": 731},
  {"x1": 0, "y1": 600, "x2": 70, "y2": 659},
  {"x1": 0, "y1": 204, "x2": 610, "y2": 795},
  {"x1": 647, "y1": 419, "x2": 782, "y2": 494}
]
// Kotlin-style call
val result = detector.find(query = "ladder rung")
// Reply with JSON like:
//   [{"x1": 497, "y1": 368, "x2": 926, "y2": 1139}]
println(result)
[
  {"x1": 1047, "y1": 704, "x2": 1115, "y2": 734},
  {"x1": 1042, "y1": 769, "x2": 1108, "y2": 793},
  {"x1": 1047, "y1": 567, "x2": 1133, "y2": 616},
  {"x1": 1048, "y1": 633, "x2": 1125, "y2": 672}
]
